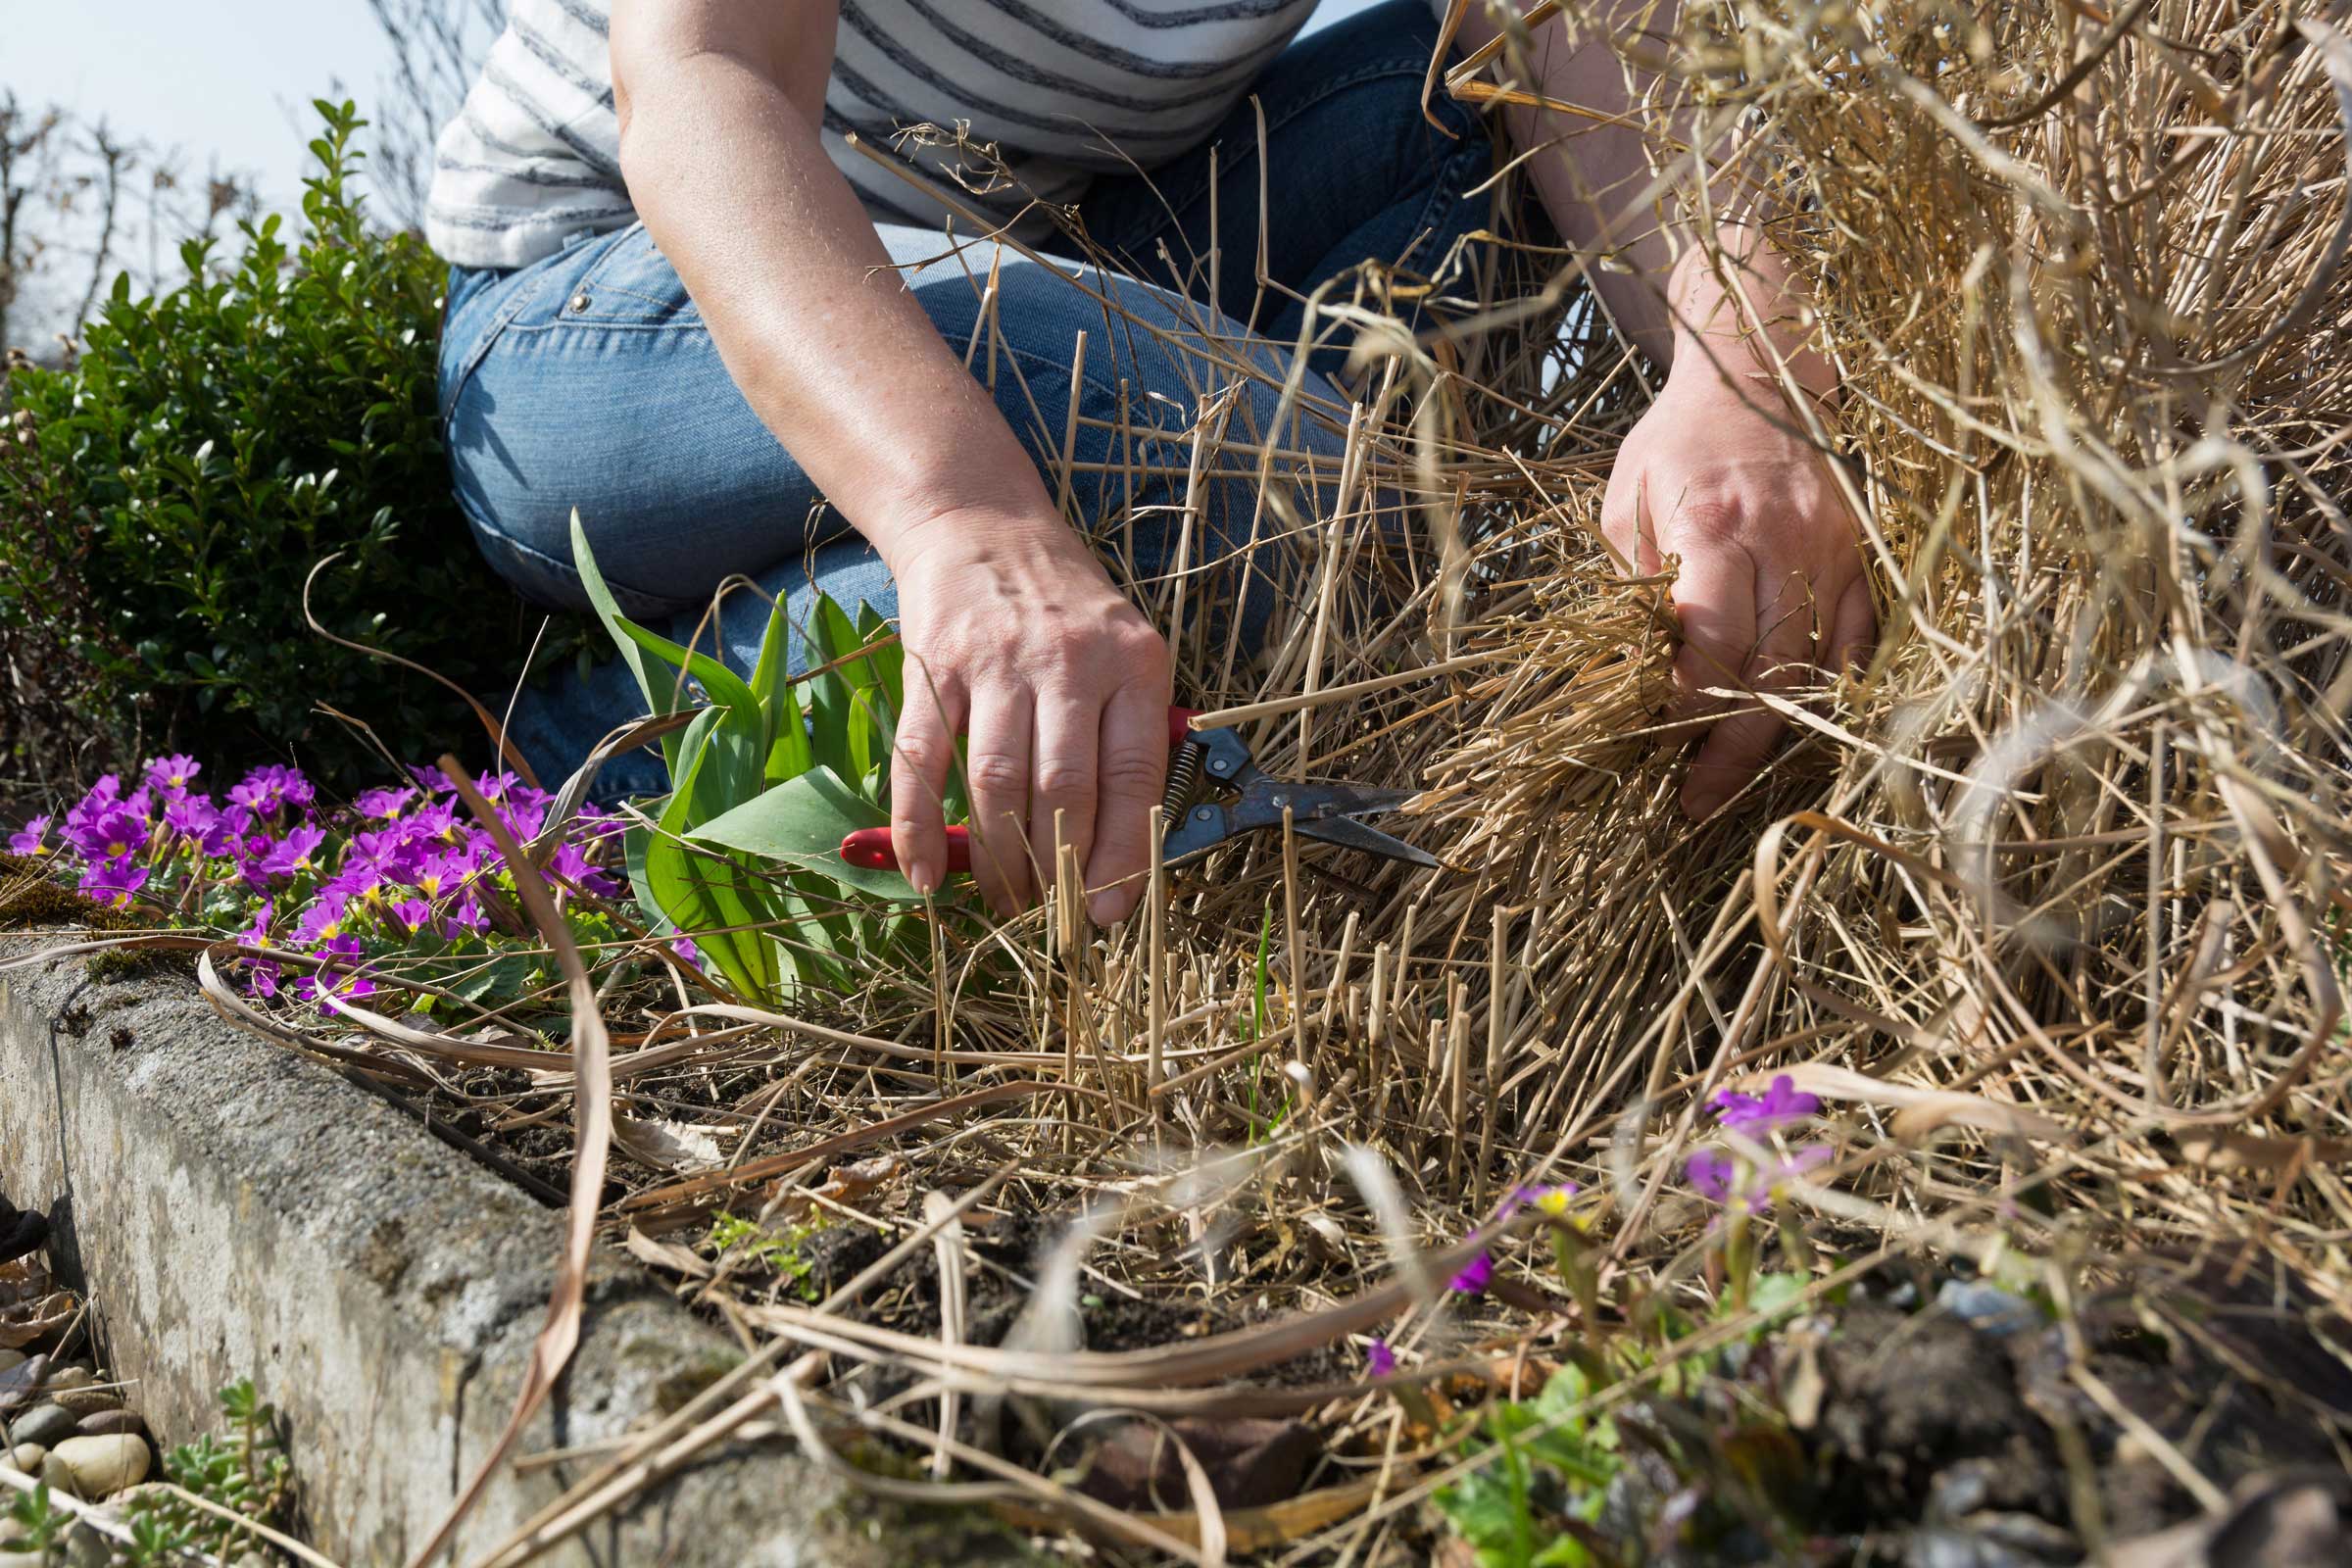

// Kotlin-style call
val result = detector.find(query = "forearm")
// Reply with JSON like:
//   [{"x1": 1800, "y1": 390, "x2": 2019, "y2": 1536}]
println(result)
[
  {"x1": 612, "y1": 13, "x2": 1058, "y2": 567},
  {"x1": 1453, "y1": 0, "x2": 1831, "y2": 396}
]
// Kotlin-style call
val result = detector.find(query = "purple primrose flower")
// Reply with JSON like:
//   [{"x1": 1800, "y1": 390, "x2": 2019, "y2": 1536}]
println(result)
[
  {"x1": 143, "y1": 755, "x2": 201, "y2": 796},
  {"x1": 162, "y1": 792, "x2": 219, "y2": 840},
  {"x1": 293, "y1": 894, "x2": 351, "y2": 946},
  {"x1": 78, "y1": 857, "x2": 149, "y2": 907},
  {"x1": 1687, "y1": 1145, "x2": 1833, "y2": 1212},
  {"x1": 354, "y1": 786, "x2": 416, "y2": 822},
  {"x1": 63, "y1": 775, "x2": 122, "y2": 835},
  {"x1": 6, "y1": 816, "x2": 51, "y2": 857},
  {"x1": 65, "y1": 805, "x2": 149, "y2": 863},
  {"x1": 1448, "y1": 1251, "x2": 1494, "y2": 1297},
  {"x1": 548, "y1": 841, "x2": 621, "y2": 900},
  {"x1": 260, "y1": 824, "x2": 329, "y2": 879},
  {"x1": 1710, "y1": 1075, "x2": 1822, "y2": 1137},
  {"x1": 293, "y1": 932, "x2": 375, "y2": 1005},
  {"x1": 1366, "y1": 1339, "x2": 1396, "y2": 1380}
]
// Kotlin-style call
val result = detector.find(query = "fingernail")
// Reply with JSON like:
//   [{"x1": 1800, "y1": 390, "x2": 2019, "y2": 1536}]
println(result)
[
  {"x1": 1087, "y1": 893, "x2": 1123, "y2": 927},
  {"x1": 907, "y1": 858, "x2": 938, "y2": 895}
]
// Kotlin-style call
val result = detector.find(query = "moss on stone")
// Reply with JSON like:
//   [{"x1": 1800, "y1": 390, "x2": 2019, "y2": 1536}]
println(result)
[
  {"x1": 0, "y1": 855, "x2": 141, "y2": 933},
  {"x1": 86, "y1": 946, "x2": 197, "y2": 983}
]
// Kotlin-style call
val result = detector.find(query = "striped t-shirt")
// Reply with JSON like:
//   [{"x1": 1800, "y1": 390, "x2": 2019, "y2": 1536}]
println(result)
[{"x1": 425, "y1": 0, "x2": 1325, "y2": 270}]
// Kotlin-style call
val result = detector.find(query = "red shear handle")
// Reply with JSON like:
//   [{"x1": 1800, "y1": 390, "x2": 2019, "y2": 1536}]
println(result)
[
  {"x1": 842, "y1": 823, "x2": 969, "y2": 872},
  {"x1": 839, "y1": 707, "x2": 1203, "y2": 876}
]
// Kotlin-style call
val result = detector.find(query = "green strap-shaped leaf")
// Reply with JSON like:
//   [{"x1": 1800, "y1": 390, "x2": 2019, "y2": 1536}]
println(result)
[
  {"x1": 748, "y1": 589, "x2": 792, "y2": 723},
  {"x1": 803, "y1": 592, "x2": 857, "y2": 783},
  {"x1": 752, "y1": 594, "x2": 814, "y2": 786},
  {"x1": 569, "y1": 511, "x2": 766, "y2": 778},
  {"x1": 643, "y1": 736, "x2": 779, "y2": 1001},
  {"x1": 688, "y1": 764, "x2": 927, "y2": 904}
]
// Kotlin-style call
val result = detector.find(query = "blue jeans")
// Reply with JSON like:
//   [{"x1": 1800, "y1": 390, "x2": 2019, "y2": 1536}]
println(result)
[{"x1": 439, "y1": 0, "x2": 1490, "y2": 798}]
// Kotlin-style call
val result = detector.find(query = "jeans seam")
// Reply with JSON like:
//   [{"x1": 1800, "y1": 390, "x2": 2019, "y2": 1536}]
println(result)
[
  {"x1": 1100, "y1": 53, "x2": 1481, "y2": 268},
  {"x1": 459, "y1": 489, "x2": 688, "y2": 618},
  {"x1": 1400, "y1": 137, "x2": 1496, "y2": 273},
  {"x1": 439, "y1": 263, "x2": 562, "y2": 431}
]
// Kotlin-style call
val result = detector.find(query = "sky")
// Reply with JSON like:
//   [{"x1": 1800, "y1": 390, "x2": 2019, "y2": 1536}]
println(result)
[{"x1": 5, "y1": 0, "x2": 402, "y2": 210}]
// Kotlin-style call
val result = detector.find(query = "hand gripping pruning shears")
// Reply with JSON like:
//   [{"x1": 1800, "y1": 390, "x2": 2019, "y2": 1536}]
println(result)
[{"x1": 838, "y1": 707, "x2": 1439, "y2": 879}]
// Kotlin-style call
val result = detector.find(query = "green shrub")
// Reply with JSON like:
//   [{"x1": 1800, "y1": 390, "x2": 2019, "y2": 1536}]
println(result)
[{"x1": 0, "y1": 99, "x2": 573, "y2": 789}]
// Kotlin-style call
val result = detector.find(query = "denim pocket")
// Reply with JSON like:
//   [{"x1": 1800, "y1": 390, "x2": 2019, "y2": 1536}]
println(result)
[
  {"x1": 563, "y1": 221, "x2": 702, "y2": 328},
  {"x1": 436, "y1": 256, "x2": 566, "y2": 428}
]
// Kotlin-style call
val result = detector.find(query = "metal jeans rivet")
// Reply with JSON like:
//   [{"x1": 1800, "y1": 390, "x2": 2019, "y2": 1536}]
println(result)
[{"x1": 568, "y1": 292, "x2": 591, "y2": 314}]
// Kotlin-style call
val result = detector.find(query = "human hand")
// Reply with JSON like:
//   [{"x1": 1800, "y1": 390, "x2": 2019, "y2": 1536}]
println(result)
[
  {"x1": 1601, "y1": 348, "x2": 1872, "y2": 818},
  {"x1": 885, "y1": 507, "x2": 1171, "y2": 922}
]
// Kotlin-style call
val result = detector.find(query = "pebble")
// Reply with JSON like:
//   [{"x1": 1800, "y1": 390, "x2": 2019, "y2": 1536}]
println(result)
[
  {"x1": 1936, "y1": 1278, "x2": 2042, "y2": 1338},
  {"x1": 8, "y1": 1442, "x2": 42, "y2": 1472},
  {"x1": 11, "y1": 1402, "x2": 75, "y2": 1447},
  {"x1": 38, "y1": 1372, "x2": 120, "y2": 1420},
  {"x1": 50, "y1": 1434, "x2": 148, "y2": 1499},
  {"x1": 39, "y1": 1446, "x2": 78, "y2": 1497},
  {"x1": 0, "y1": 1349, "x2": 23, "y2": 1374},
  {"x1": 74, "y1": 1409, "x2": 144, "y2": 1441},
  {"x1": 64, "y1": 1521, "x2": 112, "y2": 1568}
]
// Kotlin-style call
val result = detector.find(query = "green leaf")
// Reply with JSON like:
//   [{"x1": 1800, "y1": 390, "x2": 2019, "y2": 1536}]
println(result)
[
  {"x1": 855, "y1": 601, "x2": 905, "y2": 711},
  {"x1": 643, "y1": 739, "x2": 778, "y2": 1000},
  {"x1": 688, "y1": 765, "x2": 925, "y2": 903},
  {"x1": 1250, "y1": 902, "x2": 1275, "y2": 1042},
  {"x1": 750, "y1": 594, "x2": 812, "y2": 786},
  {"x1": 568, "y1": 512, "x2": 764, "y2": 778},
  {"x1": 748, "y1": 591, "x2": 792, "y2": 736},
  {"x1": 624, "y1": 817, "x2": 669, "y2": 934},
  {"x1": 803, "y1": 594, "x2": 858, "y2": 783},
  {"x1": 446, "y1": 953, "x2": 541, "y2": 1004}
]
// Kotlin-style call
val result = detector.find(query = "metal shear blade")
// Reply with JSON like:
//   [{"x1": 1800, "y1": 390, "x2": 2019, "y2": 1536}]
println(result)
[{"x1": 1159, "y1": 724, "x2": 1437, "y2": 869}]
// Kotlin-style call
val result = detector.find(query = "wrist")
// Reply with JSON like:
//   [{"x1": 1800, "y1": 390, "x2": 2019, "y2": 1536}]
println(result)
[
  {"x1": 1666, "y1": 243, "x2": 1838, "y2": 404},
  {"x1": 881, "y1": 495, "x2": 1089, "y2": 581}
]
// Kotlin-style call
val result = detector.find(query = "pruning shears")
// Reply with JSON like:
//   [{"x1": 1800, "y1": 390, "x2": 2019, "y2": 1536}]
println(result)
[{"x1": 839, "y1": 707, "x2": 1440, "y2": 878}]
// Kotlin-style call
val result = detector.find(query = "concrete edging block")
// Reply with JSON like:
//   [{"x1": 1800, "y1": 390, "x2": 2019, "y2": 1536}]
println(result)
[{"x1": 0, "y1": 940, "x2": 891, "y2": 1566}]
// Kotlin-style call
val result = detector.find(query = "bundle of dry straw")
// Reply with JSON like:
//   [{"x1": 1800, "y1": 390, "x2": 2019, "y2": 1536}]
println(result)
[{"x1": 980, "y1": 0, "x2": 2352, "y2": 1288}]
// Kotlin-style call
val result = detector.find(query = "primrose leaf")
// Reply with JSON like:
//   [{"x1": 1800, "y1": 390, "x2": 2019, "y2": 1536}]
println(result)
[{"x1": 688, "y1": 765, "x2": 925, "y2": 903}]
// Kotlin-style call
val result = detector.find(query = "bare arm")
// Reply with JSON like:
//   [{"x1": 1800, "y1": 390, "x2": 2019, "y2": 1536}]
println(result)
[
  {"x1": 1453, "y1": 0, "x2": 1869, "y2": 816},
  {"x1": 612, "y1": 0, "x2": 1170, "y2": 919}
]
